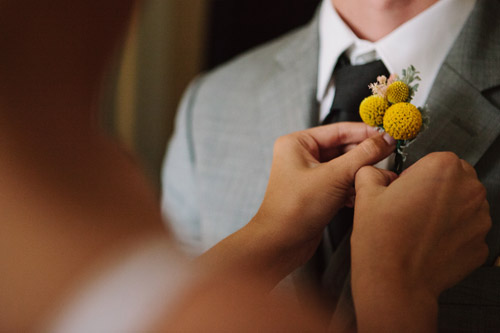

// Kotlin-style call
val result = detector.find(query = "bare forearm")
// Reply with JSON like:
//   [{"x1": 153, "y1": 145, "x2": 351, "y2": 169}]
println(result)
[
  {"x1": 165, "y1": 220, "x2": 328, "y2": 331},
  {"x1": 354, "y1": 277, "x2": 438, "y2": 333},
  {"x1": 195, "y1": 220, "x2": 297, "y2": 291}
]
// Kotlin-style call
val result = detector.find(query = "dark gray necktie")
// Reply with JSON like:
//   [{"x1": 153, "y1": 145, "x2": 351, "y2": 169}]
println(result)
[
  {"x1": 314, "y1": 55, "x2": 389, "y2": 323},
  {"x1": 323, "y1": 54, "x2": 389, "y2": 249}
]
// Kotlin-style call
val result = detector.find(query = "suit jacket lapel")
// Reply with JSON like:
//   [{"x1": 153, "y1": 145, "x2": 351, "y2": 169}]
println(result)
[
  {"x1": 256, "y1": 12, "x2": 320, "y2": 164},
  {"x1": 405, "y1": 0, "x2": 500, "y2": 167}
]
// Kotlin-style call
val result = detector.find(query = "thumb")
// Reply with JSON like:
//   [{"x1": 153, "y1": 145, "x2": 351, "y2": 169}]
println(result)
[
  {"x1": 355, "y1": 166, "x2": 397, "y2": 193},
  {"x1": 330, "y1": 133, "x2": 395, "y2": 183}
]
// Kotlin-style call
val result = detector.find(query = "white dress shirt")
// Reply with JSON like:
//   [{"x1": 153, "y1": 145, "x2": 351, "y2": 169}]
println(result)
[{"x1": 317, "y1": 0, "x2": 476, "y2": 122}]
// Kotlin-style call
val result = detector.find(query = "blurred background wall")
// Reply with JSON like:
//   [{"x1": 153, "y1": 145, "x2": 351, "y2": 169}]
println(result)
[{"x1": 102, "y1": 0, "x2": 321, "y2": 194}]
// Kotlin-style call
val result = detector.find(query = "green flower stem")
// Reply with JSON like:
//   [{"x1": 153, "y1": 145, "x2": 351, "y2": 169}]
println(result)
[{"x1": 394, "y1": 140, "x2": 404, "y2": 175}]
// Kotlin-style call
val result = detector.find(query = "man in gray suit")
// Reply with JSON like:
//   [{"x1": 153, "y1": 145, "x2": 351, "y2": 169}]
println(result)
[{"x1": 162, "y1": 0, "x2": 500, "y2": 330}]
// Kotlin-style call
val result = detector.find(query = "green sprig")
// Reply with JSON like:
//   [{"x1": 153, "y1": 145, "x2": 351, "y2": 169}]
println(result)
[{"x1": 400, "y1": 65, "x2": 421, "y2": 102}]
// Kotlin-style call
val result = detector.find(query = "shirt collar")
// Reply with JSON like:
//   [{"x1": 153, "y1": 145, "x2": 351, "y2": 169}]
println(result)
[
  {"x1": 317, "y1": 0, "x2": 476, "y2": 106},
  {"x1": 317, "y1": 0, "x2": 355, "y2": 101}
]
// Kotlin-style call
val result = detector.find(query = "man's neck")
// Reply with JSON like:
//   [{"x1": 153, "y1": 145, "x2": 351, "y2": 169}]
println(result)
[{"x1": 331, "y1": 0, "x2": 439, "y2": 41}]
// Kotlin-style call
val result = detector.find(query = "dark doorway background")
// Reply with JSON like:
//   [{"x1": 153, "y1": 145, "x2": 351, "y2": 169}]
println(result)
[{"x1": 203, "y1": 0, "x2": 322, "y2": 70}]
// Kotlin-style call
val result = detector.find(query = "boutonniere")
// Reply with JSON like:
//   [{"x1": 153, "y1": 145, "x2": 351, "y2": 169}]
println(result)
[{"x1": 359, "y1": 65, "x2": 429, "y2": 173}]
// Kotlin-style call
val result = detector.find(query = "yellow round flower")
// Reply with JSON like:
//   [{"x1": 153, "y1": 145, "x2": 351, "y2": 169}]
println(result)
[
  {"x1": 359, "y1": 95, "x2": 389, "y2": 126},
  {"x1": 386, "y1": 81, "x2": 410, "y2": 104},
  {"x1": 383, "y1": 102, "x2": 422, "y2": 140}
]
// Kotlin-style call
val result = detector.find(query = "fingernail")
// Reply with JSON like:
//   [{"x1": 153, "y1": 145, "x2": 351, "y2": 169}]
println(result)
[{"x1": 383, "y1": 133, "x2": 396, "y2": 146}]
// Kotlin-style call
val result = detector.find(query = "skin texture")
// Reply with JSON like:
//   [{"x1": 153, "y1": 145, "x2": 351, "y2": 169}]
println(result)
[
  {"x1": 250, "y1": 124, "x2": 396, "y2": 274},
  {"x1": 352, "y1": 153, "x2": 491, "y2": 332},
  {"x1": 331, "y1": 0, "x2": 439, "y2": 41}
]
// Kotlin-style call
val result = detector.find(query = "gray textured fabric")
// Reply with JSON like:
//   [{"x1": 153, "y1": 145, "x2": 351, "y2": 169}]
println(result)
[
  {"x1": 162, "y1": 0, "x2": 500, "y2": 330},
  {"x1": 162, "y1": 17, "x2": 320, "y2": 250}
]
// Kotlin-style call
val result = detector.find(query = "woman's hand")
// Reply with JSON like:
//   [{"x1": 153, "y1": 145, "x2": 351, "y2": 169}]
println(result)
[
  {"x1": 197, "y1": 122, "x2": 395, "y2": 289},
  {"x1": 250, "y1": 122, "x2": 396, "y2": 271},
  {"x1": 351, "y1": 152, "x2": 491, "y2": 332}
]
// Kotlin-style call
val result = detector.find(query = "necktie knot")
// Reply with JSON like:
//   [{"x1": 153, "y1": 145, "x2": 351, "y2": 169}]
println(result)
[{"x1": 323, "y1": 54, "x2": 389, "y2": 124}]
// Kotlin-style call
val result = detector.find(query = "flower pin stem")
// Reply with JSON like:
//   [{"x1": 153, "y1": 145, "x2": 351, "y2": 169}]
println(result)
[{"x1": 394, "y1": 140, "x2": 404, "y2": 175}]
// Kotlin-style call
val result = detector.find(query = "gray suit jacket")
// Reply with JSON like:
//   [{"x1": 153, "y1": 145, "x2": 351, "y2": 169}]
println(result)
[{"x1": 162, "y1": 0, "x2": 500, "y2": 330}]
